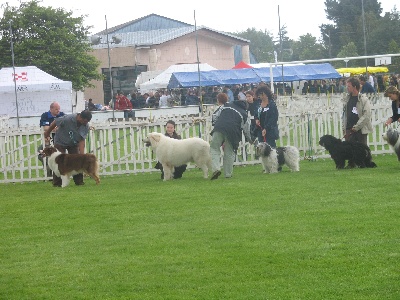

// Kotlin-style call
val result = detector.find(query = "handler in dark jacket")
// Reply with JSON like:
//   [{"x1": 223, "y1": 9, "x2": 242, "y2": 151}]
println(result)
[
  {"x1": 254, "y1": 85, "x2": 279, "y2": 147},
  {"x1": 210, "y1": 94, "x2": 250, "y2": 180}
]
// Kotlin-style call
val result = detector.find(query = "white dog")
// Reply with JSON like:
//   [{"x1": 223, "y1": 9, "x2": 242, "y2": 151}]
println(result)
[
  {"x1": 382, "y1": 127, "x2": 400, "y2": 161},
  {"x1": 143, "y1": 132, "x2": 212, "y2": 181},
  {"x1": 41, "y1": 146, "x2": 100, "y2": 187},
  {"x1": 255, "y1": 142, "x2": 300, "y2": 173}
]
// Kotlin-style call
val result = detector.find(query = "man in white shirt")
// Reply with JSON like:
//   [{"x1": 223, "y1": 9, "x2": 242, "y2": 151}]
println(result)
[
  {"x1": 158, "y1": 90, "x2": 170, "y2": 107},
  {"x1": 368, "y1": 72, "x2": 374, "y2": 88}
]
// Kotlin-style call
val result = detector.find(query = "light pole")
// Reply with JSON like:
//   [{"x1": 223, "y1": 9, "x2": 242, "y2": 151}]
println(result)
[
  {"x1": 9, "y1": 20, "x2": 20, "y2": 127},
  {"x1": 91, "y1": 15, "x2": 121, "y2": 121},
  {"x1": 361, "y1": 0, "x2": 368, "y2": 71}
]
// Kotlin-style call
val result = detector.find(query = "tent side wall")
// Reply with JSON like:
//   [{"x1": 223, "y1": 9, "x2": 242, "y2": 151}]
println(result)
[
  {"x1": 0, "y1": 90, "x2": 73, "y2": 117},
  {"x1": 0, "y1": 66, "x2": 73, "y2": 118}
]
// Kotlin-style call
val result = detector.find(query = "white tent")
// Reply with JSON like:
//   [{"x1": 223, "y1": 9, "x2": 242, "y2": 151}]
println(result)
[
  {"x1": 0, "y1": 66, "x2": 73, "y2": 118},
  {"x1": 139, "y1": 63, "x2": 217, "y2": 93},
  {"x1": 135, "y1": 70, "x2": 163, "y2": 89}
]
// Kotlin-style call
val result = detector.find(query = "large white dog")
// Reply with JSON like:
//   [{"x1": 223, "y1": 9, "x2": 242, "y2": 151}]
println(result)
[{"x1": 144, "y1": 132, "x2": 212, "y2": 181}]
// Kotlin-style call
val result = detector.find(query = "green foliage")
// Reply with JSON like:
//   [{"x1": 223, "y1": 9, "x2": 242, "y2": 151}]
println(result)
[
  {"x1": 233, "y1": 28, "x2": 275, "y2": 63},
  {"x1": 387, "y1": 40, "x2": 400, "y2": 73},
  {"x1": 237, "y1": 0, "x2": 399, "y2": 63},
  {"x1": 1, "y1": 155, "x2": 400, "y2": 299},
  {"x1": 275, "y1": 25, "x2": 293, "y2": 62},
  {"x1": 335, "y1": 42, "x2": 359, "y2": 68},
  {"x1": 322, "y1": 0, "x2": 400, "y2": 59},
  {"x1": 0, "y1": 0, "x2": 102, "y2": 90},
  {"x1": 291, "y1": 34, "x2": 326, "y2": 61}
]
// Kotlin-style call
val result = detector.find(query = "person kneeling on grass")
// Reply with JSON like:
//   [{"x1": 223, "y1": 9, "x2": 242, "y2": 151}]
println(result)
[{"x1": 154, "y1": 120, "x2": 187, "y2": 179}]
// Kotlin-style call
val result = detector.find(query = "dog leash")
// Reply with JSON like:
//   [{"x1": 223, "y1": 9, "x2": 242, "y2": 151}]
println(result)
[
  {"x1": 342, "y1": 130, "x2": 354, "y2": 140},
  {"x1": 256, "y1": 123, "x2": 267, "y2": 142}
]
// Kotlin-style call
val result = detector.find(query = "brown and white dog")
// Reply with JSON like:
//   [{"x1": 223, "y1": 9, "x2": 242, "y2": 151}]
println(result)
[{"x1": 41, "y1": 146, "x2": 100, "y2": 187}]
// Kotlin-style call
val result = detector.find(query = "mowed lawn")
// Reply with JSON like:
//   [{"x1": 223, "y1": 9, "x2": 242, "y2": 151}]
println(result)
[{"x1": 1, "y1": 154, "x2": 400, "y2": 299}]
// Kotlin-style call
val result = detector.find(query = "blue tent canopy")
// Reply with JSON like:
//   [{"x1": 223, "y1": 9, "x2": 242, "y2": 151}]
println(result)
[
  {"x1": 211, "y1": 69, "x2": 261, "y2": 85},
  {"x1": 167, "y1": 63, "x2": 341, "y2": 89}
]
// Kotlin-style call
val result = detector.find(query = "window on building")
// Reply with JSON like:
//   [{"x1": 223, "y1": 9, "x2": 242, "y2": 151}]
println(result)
[{"x1": 102, "y1": 65, "x2": 147, "y2": 104}]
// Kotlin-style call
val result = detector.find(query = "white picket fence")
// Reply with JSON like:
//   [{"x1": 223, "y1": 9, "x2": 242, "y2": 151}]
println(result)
[{"x1": 0, "y1": 93, "x2": 395, "y2": 183}]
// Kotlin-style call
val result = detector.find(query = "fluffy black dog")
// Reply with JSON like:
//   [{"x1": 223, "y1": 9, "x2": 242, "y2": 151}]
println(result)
[{"x1": 319, "y1": 135, "x2": 377, "y2": 169}]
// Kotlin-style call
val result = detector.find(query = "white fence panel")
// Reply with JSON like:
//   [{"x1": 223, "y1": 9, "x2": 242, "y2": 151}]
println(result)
[{"x1": 0, "y1": 93, "x2": 396, "y2": 183}]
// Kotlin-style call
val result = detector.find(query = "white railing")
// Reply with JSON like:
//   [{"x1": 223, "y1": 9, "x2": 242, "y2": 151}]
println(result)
[{"x1": 0, "y1": 93, "x2": 395, "y2": 183}]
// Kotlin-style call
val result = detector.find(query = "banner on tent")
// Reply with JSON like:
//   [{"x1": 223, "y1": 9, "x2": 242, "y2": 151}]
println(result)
[{"x1": 0, "y1": 90, "x2": 72, "y2": 117}]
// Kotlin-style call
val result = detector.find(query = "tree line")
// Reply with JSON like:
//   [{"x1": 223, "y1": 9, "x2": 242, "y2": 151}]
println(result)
[{"x1": 233, "y1": 0, "x2": 400, "y2": 72}]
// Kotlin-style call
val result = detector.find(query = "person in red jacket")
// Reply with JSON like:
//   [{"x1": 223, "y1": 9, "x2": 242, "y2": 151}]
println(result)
[{"x1": 115, "y1": 91, "x2": 133, "y2": 119}]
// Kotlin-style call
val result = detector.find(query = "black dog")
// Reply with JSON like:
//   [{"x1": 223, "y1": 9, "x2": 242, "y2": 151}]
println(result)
[{"x1": 319, "y1": 135, "x2": 377, "y2": 169}]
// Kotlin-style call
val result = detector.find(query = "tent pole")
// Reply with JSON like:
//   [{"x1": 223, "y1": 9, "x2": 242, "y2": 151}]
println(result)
[
  {"x1": 269, "y1": 65, "x2": 274, "y2": 93},
  {"x1": 105, "y1": 15, "x2": 115, "y2": 121}
]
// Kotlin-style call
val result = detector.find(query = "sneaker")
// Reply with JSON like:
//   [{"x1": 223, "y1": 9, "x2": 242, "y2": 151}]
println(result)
[
  {"x1": 211, "y1": 170, "x2": 221, "y2": 180},
  {"x1": 75, "y1": 182, "x2": 85, "y2": 186}
]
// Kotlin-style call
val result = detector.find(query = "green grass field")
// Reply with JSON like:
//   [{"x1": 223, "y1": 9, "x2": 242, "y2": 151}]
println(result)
[{"x1": 1, "y1": 154, "x2": 400, "y2": 299}]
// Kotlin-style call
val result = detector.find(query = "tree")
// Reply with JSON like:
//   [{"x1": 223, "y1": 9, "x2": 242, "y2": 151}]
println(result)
[
  {"x1": 368, "y1": 8, "x2": 400, "y2": 55},
  {"x1": 291, "y1": 34, "x2": 326, "y2": 61},
  {"x1": 322, "y1": 0, "x2": 384, "y2": 58},
  {"x1": 335, "y1": 42, "x2": 359, "y2": 68},
  {"x1": 233, "y1": 28, "x2": 275, "y2": 63},
  {"x1": 0, "y1": 0, "x2": 102, "y2": 90},
  {"x1": 387, "y1": 39, "x2": 400, "y2": 73},
  {"x1": 274, "y1": 25, "x2": 293, "y2": 62}
]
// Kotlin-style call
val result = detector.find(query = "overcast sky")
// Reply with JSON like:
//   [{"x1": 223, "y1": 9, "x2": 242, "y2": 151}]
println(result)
[{"x1": 3, "y1": 0, "x2": 398, "y2": 40}]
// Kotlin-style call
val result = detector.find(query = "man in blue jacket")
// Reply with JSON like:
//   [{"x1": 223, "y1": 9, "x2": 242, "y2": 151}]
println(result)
[{"x1": 359, "y1": 75, "x2": 375, "y2": 94}]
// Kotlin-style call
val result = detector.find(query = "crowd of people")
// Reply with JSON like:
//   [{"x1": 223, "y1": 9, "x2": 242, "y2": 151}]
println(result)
[
  {"x1": 85, "y1": 72, "x2": 400, "y2": 113},
  {"x1": 40, "y1": 71, "x2": 400, "y2": 184},
  {"x1": 301, "y1": 73, "x2": 400, "y2": 95}
]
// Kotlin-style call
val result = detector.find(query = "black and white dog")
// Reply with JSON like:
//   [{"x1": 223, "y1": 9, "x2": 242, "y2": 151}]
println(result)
[
  {"x1": 319, "y1": 134, "x2": 377, "y2": 169},
  {"x1": 255, "y1": 141, "x2": 300, "y2": 173},
  {"x1": 382, "y1": 127, "x2": 400, "y2": 160}
]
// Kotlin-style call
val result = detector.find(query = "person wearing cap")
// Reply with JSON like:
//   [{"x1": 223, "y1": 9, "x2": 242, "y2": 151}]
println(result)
[
  {"x1": 341, "y1": 77, "x2": 372, "y2": 146},
  {"x1": 384, "y1": 86, "x2": 400, "y2": 127},
  {"x1": 44, "y1": 110, "x2": 92, "y2": 187}
]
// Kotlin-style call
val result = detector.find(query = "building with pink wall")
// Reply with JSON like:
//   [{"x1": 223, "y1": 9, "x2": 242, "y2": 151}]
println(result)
[{"x1": 85, "y1": 14, "x2": 251, "y2": 104}]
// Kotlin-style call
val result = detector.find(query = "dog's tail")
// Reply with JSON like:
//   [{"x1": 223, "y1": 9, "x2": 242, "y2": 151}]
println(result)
[
  {"x1": 366, "y1": 153, "x2": 377, "y2": 168},
  {"x1": 364, "y1": 147, "x2": 377, "y2": 168}
]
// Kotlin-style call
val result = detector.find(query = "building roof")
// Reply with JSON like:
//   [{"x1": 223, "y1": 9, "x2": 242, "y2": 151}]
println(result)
[
  {"x1": 91, "y1": 13, "x2": 249, "y2": 49},
  {"x1": 96, "y1": 14, "x2": 192, "y2": 35}
]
